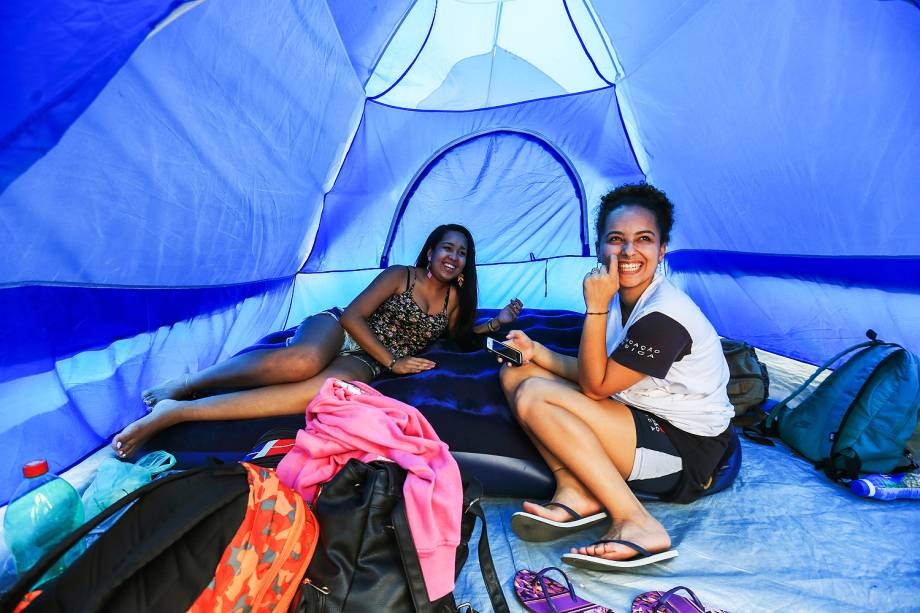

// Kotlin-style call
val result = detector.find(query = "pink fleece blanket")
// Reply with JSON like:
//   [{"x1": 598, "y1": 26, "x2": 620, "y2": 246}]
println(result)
[{"x1": 277, "y1": 378, "x2": 462, "y2": 601}]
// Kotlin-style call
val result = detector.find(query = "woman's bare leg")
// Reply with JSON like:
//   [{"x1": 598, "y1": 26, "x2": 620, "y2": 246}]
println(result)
[
  {"x1": 500, "y1": 364, "x2": 603, "y2": 516},
  {"x1": 142, "y1": 314, "x2": 345, "y2": 405},
  {"x1": 499, "y1": 361, "x2": 571, "y2": 402},
  {"x1": 512, "y1": 377, "x2": 671, "y2": 561},
  {"x1": 117, "y1": 355, "x2": 373, "y2": 457}
]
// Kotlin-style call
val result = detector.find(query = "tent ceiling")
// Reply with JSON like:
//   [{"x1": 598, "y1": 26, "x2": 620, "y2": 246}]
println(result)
[{"x1": 366, "y1": 0, "x2": 619, "y2": 110}]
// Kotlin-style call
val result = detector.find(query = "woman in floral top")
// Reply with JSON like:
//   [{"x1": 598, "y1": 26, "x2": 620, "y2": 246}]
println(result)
[{"x1": 113, "y1": 224, "x2": 522, "y2": 457}]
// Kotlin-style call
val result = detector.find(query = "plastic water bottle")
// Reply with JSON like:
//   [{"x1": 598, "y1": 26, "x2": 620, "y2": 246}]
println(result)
[
  {"x1": 3, "y1": 460, "x2": 85, "y2": 583},
  {"x1": 850, "y1": 471, "x2": 920, "y2": 501}
]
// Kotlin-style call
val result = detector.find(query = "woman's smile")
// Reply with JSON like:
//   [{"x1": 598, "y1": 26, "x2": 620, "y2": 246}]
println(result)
[{"x1": 599, "y1": 204, "x2": 666, "y2": 302}]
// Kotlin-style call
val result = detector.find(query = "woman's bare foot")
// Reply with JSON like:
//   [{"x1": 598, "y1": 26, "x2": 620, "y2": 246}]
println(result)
[
  {"x1": 572, "y1": 514, "x2": 671, "y2": 561},
  {"x1": 142, "y1": 376, "x2": 191, "y2": 407},
  {"x1": 523, "y1": 469, "x2": 603, "y2": 522},
  {"x1": 112, "y1": 400, "x2": 185, "y2": 458}
]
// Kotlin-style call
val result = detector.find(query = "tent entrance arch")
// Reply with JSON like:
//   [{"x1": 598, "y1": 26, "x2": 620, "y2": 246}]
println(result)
[{"x1": 380, "y1": 129, "x2": 589, "y2": 267}]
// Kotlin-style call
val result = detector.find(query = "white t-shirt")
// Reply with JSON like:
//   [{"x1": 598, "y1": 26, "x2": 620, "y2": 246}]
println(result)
[{"x1": 605, "y1": 275, "x2": 733, "y2": 436}]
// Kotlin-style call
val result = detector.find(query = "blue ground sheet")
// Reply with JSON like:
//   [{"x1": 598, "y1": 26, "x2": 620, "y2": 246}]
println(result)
[{"x1": 455, "y1": 436, "x2": 920, "y2": 612}]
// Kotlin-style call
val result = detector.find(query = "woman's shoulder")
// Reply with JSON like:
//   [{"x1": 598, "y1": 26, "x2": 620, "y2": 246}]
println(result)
[
  {"x1": 379, "y1": 264, "x2": 416, "y2": 286},
  {"x1": 637, "y1": 277, "x2": 716, "y2": 336},
  {"x1": 383, "y1": 264, "x2": 415, "y2": 275}
]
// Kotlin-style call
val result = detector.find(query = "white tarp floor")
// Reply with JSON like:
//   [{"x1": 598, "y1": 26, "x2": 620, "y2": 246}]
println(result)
[{"x1": 456, "y1": 436, "x2": 920, "y2": 613}]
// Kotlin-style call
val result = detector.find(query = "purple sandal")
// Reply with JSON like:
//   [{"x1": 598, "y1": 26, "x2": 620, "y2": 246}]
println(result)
[
  {"x1": 631, "y1": 586, "x2": 729, "y2": 613},
  {"x1": 513, "y1": 567, "x2": 616, "y2": 613}
]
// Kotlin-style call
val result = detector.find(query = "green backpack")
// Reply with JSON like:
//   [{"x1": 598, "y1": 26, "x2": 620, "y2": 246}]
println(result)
[
  {"x1": 763, "y1": 330, "x2": 920, "y2": 480},
  {"x1": 720, "y1": 338, "x2": 770, "y2": 424}
]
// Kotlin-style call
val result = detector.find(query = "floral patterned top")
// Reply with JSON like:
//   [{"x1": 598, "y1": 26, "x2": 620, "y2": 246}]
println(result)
[{"x1": 365, "y1": 266, "x2": 451, "y2": 365}]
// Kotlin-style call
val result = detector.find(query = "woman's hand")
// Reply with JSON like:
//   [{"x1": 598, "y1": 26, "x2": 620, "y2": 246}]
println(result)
[
  {"x1": 391, "y1": 356, "x2": 436, "y2": 375},
  {"x1": 501, "y1": 330, "x2": 536, "y2": 364},
  {"x1": 583, "y1": 254, "x2": 619, "y2": 312},
  {"x1": 496, "y1": 298, "x2": 523, "y2": 325}
]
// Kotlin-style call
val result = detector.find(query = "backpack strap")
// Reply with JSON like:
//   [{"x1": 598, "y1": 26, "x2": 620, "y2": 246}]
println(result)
[
  {"x1": 763, "y1": 331, "x2": 888, "y2": 433},
  {"x1": 391, "y1": 479, "x2": 509, "y2": 613},
  {"x1": 464, "y1": 496, "x2": 510, "y2": 613},
  {"x1": 391, "y1": 497, "x2": 433, "y2": 613}
]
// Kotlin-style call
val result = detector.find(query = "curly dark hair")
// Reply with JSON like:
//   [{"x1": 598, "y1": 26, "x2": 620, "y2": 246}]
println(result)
[
  {"x1": 595, "y1": 183, "x2": 675, "y2": 245},
  {"x1": 414, "y1": 224, "x2": 478, "y2": 342}
]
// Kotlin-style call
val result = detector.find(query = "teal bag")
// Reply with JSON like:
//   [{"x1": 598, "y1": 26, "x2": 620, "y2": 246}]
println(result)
[
  {"x1": 764, "y1": 330, "x2": 920, "y2": 480},
  {"x1": 81, "y1": 451, "x2": 176, "y2": 518}
]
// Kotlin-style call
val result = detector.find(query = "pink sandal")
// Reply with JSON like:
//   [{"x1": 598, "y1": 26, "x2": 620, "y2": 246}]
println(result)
[
  {"x1": 513, "y1": 567, "x2": 616, "y2": 613},
  {"x1": 632, "y1": 586, "x2": 729, "y2": 613}
]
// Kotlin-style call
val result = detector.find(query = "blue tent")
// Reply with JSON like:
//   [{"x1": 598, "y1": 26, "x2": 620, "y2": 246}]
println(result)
[{"x1": 2, "y1": 1, "x2": 920, "y2": 598}]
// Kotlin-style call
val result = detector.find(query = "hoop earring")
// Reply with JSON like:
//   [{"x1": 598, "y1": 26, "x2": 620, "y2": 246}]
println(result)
[
  {"x1": 457, "y1": 273, "x2": 464, "y2": 288},
  {"x1": 426, "y1": 260, "x2": 432, "y2": 280}
]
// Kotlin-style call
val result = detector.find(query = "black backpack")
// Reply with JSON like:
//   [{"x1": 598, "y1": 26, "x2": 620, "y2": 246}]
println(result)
[
  {"x1": 1, "y1": 460, "x2": 310, "y2": 613},
  {"x1": 299, "y1": 458, "x2": 509, "y2": 613}
]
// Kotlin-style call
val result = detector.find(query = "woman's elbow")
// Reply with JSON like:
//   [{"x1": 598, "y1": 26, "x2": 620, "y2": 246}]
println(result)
[
  {"x1": 577, "y1": 379, "x2": 609, "y2": 401},
  {"x1": 339, "y1": 309, "x2": 362, "y2": 331},
  {"x1": 580, "y1": 378, "x2": 626, "y2": 400}
]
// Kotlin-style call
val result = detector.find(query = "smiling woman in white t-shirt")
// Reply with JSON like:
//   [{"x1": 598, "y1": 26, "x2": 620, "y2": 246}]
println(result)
[{"x1": 499, "y1": 183, "x2": 734, "y2": 571}]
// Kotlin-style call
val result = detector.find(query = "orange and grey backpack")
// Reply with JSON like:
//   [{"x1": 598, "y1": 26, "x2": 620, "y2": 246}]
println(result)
[{"x1": 2, "y1": 460, "x2": 318, "y2": 613}]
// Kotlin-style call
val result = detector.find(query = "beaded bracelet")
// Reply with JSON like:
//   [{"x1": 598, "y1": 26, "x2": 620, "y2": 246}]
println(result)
[{"x1": 387, "y1": 357, "x2": 398, "y2": 370}]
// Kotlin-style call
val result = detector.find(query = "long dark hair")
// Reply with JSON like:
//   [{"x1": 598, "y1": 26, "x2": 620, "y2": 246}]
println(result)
[{"x1": 415, "y1": 224, "x2": 478, "y2": 341}]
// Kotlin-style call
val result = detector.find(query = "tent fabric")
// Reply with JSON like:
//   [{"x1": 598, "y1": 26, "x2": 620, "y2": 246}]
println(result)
[
  {"x1": 0, "y1": 281, "x2": 291, "y2": 385},
  {"x1": 368, "y1": 0, "x2": 618, "y2": 110},
  {"x1": 304, "y1": 87, "x2": 642, "y2": 273},
  {"x1": 1, "y1": 0, "x2": 364, "y2": 287},
  {"x1": 0, "y1": 279, "x2": 293, "y2": 506},
  {"x1": 387, "y1": 130, "x2": 587, "y2": 266},
  {"x1": 0, "y1": 0, "x2": 184, "y2": 191},
  {"x1": 667, "y1": 254, "x2": 920, "y2": 362},
  {"x1": 600, "y1": 1, "x2": 920, "y2": 258},
  {"x1": 325, "y1": 0, "x2": 417, "y2": 87}
]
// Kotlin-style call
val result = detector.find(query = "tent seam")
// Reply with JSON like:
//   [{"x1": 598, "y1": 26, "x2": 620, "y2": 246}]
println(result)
[
  {"x1": 367, "y1": 84, "x2": 614, "y2": 114},
  {"x1": 377, "y1": 128, "x2": 589, "y2": 267},
  {"x1": 368, "y1": 0, "x2": 438, "y2": 101}
]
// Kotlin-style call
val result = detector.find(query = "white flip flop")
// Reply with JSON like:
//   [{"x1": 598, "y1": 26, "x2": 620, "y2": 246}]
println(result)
[
  {"x1": 510, "y1": 502, "x2": 608, "y2": 542},
  {"x1": 561, "y1": 539, "x2": 678, "y2": 570}
]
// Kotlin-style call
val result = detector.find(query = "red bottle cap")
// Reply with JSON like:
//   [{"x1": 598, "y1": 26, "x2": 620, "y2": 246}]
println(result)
[{"x1": 22, "y1": 459, "x2": 49, "y2": 478}]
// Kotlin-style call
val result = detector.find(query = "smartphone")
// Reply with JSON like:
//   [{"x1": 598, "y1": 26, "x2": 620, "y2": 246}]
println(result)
[{"x1": 485, "y1": 337, "x2": 523, "y2": 366}]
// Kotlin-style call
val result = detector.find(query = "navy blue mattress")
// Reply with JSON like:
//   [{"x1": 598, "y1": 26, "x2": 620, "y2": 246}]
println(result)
[{"x1": 142, "y1": 309, "x2": 740, "y2": 499}]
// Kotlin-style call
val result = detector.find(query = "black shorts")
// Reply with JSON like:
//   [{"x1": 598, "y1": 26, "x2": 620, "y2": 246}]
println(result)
[
  {"x1": 627, "y1": 408, "x2": 683, "y2": 495},
  {"x1": 627, "y1": 406, "x2": 732, "y2": 502}
]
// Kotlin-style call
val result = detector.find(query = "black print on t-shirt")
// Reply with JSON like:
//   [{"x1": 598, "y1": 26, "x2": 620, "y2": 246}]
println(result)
[{"x1": 611, "y1": 311, "x2": 692, "y2": 379}]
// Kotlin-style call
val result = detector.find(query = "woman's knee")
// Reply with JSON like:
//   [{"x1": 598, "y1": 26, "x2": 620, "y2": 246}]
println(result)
[
  {"x1": 499, "y1": 362, "x2": 541, "y2": 395},
  {"x1": 512, "y1": 377, "x2": 554, "y2": 421},
  {"x1": 265, "y1": 347, "x2": 328, "y2": 380}
]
